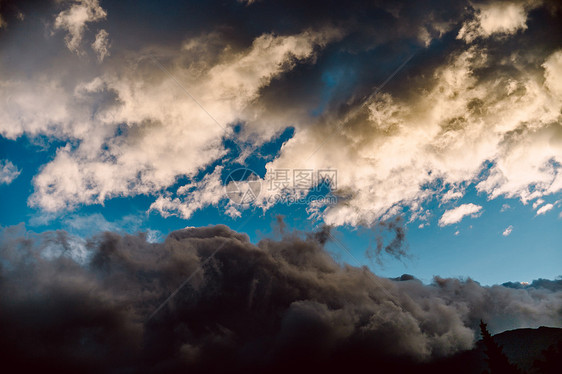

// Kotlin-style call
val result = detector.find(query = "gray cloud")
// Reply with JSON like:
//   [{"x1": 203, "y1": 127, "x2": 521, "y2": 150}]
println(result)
[
  {"x1": 365, "y1": 215, "x2": 410, "y2": 265},
  {"x1": 1, "y1": 224, "x2": 560, "y2": 372}
]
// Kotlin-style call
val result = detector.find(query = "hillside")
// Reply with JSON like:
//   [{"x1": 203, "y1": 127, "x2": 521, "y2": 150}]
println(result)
[{"x1": 427, "y1": 326, "x2": 562, "y2": 373}]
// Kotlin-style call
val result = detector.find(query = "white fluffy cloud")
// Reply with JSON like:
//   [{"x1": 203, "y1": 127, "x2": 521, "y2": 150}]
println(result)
[
  {"x1": 11, "y1": 28, "x2": 338, "y2": 213},
  {"x1": 502, "y1": 225, "x2": 513, "y2": 236},
  {"x1": 536, "y1": 203, "x2": 553, "y2": 215},
  {"x1": 0, "y1": 160, "x2": 21, "y2": 185},
  {"x1": 457, "y1": 1, "x2": 539, "y2": 43},
  {"x1": 532, "y1": 198, "x2": 545, "y2": 209},
  {"x1": 438, "y1": 204, "x2": 483, "y2": 227}
]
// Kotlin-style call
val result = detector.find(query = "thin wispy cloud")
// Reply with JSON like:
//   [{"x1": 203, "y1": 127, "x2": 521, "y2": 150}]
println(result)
[{"x1": 0, "y1": 159, "x2": 21, "y2": 185}]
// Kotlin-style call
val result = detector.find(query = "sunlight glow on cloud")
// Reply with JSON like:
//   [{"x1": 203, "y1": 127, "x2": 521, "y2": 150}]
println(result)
[
  {"x1": 266, "y1": 45, "x2": 562, "y2": 226},
  {"x1": 457, "y1": 1, "x2": 537, "y2": 43}
]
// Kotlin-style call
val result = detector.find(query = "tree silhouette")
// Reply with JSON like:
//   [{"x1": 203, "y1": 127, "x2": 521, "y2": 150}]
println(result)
[
  {"x1": 532, "y1": 339, "x2": 562, "y2": 374},
  {"x1": 479, "y1": 320, "x2": 521, "y2": 374}
]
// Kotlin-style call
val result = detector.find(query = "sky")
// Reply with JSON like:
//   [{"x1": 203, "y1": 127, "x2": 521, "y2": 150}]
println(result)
[
  {"x1": 1, "y1": 0, "x2": 562, "y2": 371},
  {"x1": 1, "y1": 0, "x2": 561, "y2": 286}
]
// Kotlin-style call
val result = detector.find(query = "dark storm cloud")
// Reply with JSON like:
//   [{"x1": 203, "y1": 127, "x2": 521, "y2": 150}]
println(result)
[
  {"x1": 0, "y1": 0, "x2": 471, "y2": 117},
  {"x1": 98, "y1": 0, "x2": 465, "y2": 45},
  {"x1": 0, "y1": 0, "x2": 461, "y2": 111},
  {"x1": 1, "y1": 224, "x2": 561, "y2": 373}
]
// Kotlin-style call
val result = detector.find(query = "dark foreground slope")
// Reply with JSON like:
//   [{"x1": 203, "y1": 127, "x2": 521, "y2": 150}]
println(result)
[{"x1": 428, "y1": 326, "x2": 562, "y2": 374}]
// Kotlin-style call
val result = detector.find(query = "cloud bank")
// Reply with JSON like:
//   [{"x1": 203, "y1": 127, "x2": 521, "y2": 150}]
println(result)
[{"x1": 1, "y1": 224, "x2": 561, "y2": 372}]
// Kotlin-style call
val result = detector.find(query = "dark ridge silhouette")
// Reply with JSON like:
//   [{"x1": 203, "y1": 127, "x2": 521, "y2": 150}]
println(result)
[{"x1": 494, "y1": 327, "x2": 562, "y2": 373}]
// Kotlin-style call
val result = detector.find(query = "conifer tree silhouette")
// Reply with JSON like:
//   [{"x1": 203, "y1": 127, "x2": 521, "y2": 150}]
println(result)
[{"x1": 479, "y1": 320, "x2": 521, "y2": 374}]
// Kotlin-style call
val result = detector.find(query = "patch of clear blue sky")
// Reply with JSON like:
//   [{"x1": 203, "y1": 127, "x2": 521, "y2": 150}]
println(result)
[
  {"x1": 334, "y1": 184, "x2": 562, "y2": 286},
  {"x1": 1, "y1": 128, "x2": 561, "y2": 286}
]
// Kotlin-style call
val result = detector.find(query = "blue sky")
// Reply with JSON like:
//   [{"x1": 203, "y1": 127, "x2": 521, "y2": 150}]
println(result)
[{"x1": 1, "y1": 0, "x2": 561, "y2": 288}]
